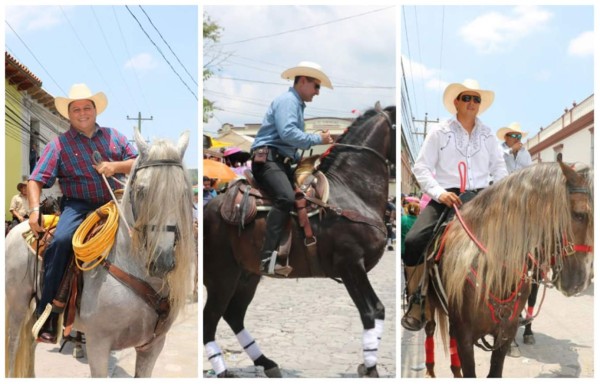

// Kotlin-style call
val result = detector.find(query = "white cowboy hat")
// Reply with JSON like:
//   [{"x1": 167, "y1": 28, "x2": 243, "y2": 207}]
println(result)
[
  {"x1": 496, "y1": 122, "x2": 528, "y2": 140},
  {"x1": 55, "y1": 83, "x2": 108, "y2": 119},
  {"x1": 281, "y1": 61, "x2": 333, "y2": 89},
  {"x1": 443, "y1": 79, "x2": 494, "y2": 116}
]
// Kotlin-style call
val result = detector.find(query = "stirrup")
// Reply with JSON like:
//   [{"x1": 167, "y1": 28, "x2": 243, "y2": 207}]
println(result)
[
  {"x1": 261, "y1": 251, "x2": 293, "y2": 277},
  {"x1": 401, "y1": 294, "x2": 425, "y2": 331},
  {"x1": 32, "y1": 303, "x2": 53, "y2": 339}
]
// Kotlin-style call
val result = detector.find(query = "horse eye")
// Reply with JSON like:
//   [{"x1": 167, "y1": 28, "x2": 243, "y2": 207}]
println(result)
[{"x1": 572, "y1": 212, "x2": 587, "y2": 222}]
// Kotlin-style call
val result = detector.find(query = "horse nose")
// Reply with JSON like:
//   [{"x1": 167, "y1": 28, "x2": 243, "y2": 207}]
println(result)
[{"x1": 149, "y1": 248, "x2": 176, "y2": 276}]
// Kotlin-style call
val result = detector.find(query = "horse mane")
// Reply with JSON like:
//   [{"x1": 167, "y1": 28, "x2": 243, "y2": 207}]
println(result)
[
  {"x1": 122, "y1": 138, "x2": 194, "y2": 316},
  {"x1": 318, "y1": 106, "x2": 391, "y2": 173},
  {"x1": 441, "y1": 162, "x2": 593, "y2": 310}
]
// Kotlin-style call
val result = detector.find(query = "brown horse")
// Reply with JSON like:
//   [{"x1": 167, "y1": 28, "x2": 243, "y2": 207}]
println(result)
[
  {"x1": 422, "y1": 160, "x2": 593, "y2": 378},
  {"x1": 203, "y1": 106, "x2": 395, "y2": 378}
]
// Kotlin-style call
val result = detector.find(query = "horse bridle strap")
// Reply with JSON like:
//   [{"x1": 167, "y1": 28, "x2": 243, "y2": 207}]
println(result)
[{"x1": 135, "y1": 159, "x2": 183, "y2": 171}]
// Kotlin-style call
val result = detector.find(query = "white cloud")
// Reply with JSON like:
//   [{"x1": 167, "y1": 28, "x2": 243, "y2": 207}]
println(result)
[
  {"x1": 534, "y1": 69, "x2": 551, "y2": 82},
  {"x1": 5, "y1": 6, "x2": 64, "y2": 32},
  {"x1": 459, "y1": 5, "x2": 552, "y2": 54},
  {"x1": 568, "y1": 31, "x2": 594, "y2": 57},
  {"x1": 125, "y1": 53, "x2": 157, "y2": 71}
]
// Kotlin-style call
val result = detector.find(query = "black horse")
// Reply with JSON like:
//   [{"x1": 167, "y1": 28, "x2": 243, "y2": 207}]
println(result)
[{"x1": 203, "y1": 106, "x2": 395, "y2": 378}]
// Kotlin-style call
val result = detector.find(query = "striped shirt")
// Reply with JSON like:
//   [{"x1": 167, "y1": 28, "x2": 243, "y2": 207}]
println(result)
[{"x1": 30, "y1": 125, "x2": 138, "y2": 204}]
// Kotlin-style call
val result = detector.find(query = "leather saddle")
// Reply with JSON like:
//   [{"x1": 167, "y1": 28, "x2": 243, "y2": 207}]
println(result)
[{"x1": 219, "y1": 156, "x2": 330, "y2": 274}]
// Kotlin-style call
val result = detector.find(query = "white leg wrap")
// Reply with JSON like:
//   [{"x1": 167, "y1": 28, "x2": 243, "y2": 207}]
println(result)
[
  {"x1": 236, "y1": 329, "x2": 263, "y2": 361},
  {"x1": 362, "y1": 319, "x2": 384, "y2": 368},
  {"x1": 205, "y1": 341, "x2": 227, "y2": 375}
]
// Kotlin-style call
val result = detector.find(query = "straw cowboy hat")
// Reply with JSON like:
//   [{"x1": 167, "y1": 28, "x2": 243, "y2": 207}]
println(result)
[
  {"x1": 17, "y1": 182, "x2": 27, "y2": 192},
  {"x1": 281, "y1": 61, "x2": 333, "y2": 89},
  {"x1": 496, "y1": 122, "x2": 528, "y2": 141},
  {"x1": 55, "y1": 83, "x2": 108, "y2": 120},
  {"x1": 443, "y1": 79, "x2": 494, "y2": 116}
]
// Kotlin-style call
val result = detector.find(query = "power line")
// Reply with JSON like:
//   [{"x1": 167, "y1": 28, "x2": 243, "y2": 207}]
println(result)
[
  {"x1": 112, "y1": 6, "x2": 151, "y2": 113},
  {"x1": 217, "y1": 7, "x2": 393, "y2": 46},
  {"x1": 4, "y1": 22, "x2": 66, "y2": 96},
  {"x1": 138, "y1": 5, "x2": 197, "y2": 86},
  {"x1": 213, "y1": 76, "x2": 394, "y2": 90},
  {"x1": 59, "y1": 6, "x2": 127, "y2": 116},
  {"x1": 125, "y1": 5, "x2": 198, "y2": 101},
  {"x1": 90, "y1": 6, "x2": 140, "y2": 113}
]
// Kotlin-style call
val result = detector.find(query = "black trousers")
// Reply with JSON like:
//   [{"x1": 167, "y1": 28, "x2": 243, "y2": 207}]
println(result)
[
  {"x1": 402, "y1": 199, "x2": 448, "y2": 267},
  {"x1": 251, "y1": 158, "x2": 295, "y2": 212}
]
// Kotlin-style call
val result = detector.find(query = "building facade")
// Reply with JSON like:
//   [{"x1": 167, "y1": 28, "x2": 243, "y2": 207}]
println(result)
[
  {"x1": 5, "y1": 52, "x2": 68, "y2": 220},
  {"x1": 525, "y1": 94, "x2": 594, "y2": 166}
]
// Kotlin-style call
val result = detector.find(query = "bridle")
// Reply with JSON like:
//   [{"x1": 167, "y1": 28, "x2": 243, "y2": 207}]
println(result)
[
  {"x1": 329, "y1": 110, "x2": 395, "y2": 167},
  {"x1": 128, "y1": 158, "x2": 184, "y2": 242}
]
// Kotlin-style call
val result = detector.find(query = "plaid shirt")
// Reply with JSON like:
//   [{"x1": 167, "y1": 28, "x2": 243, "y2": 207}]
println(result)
[{"x1": 30, "y1": 125, "x2": 138, "y2": 204}]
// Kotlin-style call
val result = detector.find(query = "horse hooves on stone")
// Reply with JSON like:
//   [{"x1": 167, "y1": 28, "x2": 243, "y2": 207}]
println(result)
[
  {"x1": 73, "y1": 346, "x2": 84, "y2": 359},
  {"x1": 507, "y1": 345, "x2": 521, "y2": 358},
  {"x1": 217, "y1": 370, "x2": 237, "y2": 378},
  {"x1": 523, "y1": 334, "x2": 536, "y2": 345},
  {"x1": 357, "y1": 363, "x2": 379, "y2": 378},
  {"x1": 264, "y1": 366, "x2": 282, "y2": 378}
]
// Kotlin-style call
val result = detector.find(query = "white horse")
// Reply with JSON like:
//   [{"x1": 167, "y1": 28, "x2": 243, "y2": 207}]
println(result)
[{"x1": 5, "y1": 127, "x2": 195, "y2": 377}]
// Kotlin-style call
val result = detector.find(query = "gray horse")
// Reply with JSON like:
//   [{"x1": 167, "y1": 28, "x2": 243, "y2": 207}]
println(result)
[{"x1": 5, "y1": 127, "x2": 195, "y2": 377}]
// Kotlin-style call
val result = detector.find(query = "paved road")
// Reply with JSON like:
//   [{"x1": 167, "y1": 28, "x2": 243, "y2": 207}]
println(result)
[
  {"x1": 202, "y1": 248, "x2": 397, "y2": 378},
  {"x1": 401, "y1": 277, "x2": 594, "y2": 378},
  {"x1": 34, "y1": 299, "x2": 198, "y2": 378}
]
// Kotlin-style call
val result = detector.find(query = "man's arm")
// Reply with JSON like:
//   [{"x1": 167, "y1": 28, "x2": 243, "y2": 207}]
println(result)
[{"x1": 27, "y1": 180, "x2": 44, "y2": 233}]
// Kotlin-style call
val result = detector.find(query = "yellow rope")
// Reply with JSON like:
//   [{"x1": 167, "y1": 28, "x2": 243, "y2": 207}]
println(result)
[{"x1": 72, "y1": 201, "x2": 119, "y2": 271}]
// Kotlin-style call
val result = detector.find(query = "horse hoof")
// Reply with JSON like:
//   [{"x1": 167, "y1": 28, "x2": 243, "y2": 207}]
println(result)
[
  {"x1": 523, "y1": 334, "x2": 536, "y2": 345},
  {"x1": 216, "y1": 370, "x2": 237, "y2": 378},
  {"x1": 73, "y1": 346, "x2": 84, "y2": 359},
  {"x1": 357, "y1": 363, "x2": 379, "y2": 378},
  {"x1": 507, "y1": 345, "x2": 521, "y2": 358},
  {"x1": 264, "y1": 366, "x2": 282, "y2": 378}
]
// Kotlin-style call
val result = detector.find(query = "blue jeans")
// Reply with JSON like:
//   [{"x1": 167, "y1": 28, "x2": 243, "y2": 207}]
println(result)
[{"x1": 37, "y1": 198, "x2": 102, "y2": 316}]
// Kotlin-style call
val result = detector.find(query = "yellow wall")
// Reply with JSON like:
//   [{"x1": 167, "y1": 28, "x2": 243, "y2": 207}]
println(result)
[{"x1": 5, "y1": 80, "x2": 26, "y2": 221}]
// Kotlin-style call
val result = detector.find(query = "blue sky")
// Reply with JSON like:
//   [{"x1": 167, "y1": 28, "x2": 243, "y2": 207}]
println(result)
[
  {"x1": 4, "y1": 5, "x2": 198, "y2": 169},
  {"x1": 203, "y1": 5, "x2": 396, "y2": 135},
  {"x1": 401, "y1": 5, "x2": 594, "y2": 155}
]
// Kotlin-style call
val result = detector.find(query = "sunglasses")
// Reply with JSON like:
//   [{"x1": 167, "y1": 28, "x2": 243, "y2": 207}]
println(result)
[
  {"x1": 506, "y1": 133, "x2": 522, "y2": 139},
  {"x1": 458, "y1": 94, "x2": 482, "y2": 104}
]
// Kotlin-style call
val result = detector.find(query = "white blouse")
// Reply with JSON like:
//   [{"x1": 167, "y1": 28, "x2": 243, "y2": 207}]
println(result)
[{"x1": 413, "y1": 117, "x2": 508, "y2": 202}]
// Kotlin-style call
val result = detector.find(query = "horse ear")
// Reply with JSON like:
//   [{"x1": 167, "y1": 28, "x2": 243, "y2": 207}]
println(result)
[
  {"x1": 134, "y1": 125, "x2": 149, "y2": 157},
  {"x1": 177, "y1": 130, "x2": 190, "y2": 160},
  {"x1": 559, "y1": 157, "x2": 585, "y2": 188},
  {"x1": 374, "y1": 101, "x2": 382, "y2": 112}
]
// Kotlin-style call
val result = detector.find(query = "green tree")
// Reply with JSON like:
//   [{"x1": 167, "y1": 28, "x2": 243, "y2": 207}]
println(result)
[{"x1": 203, "y1": 13, "x2": 224, "y2": 123}]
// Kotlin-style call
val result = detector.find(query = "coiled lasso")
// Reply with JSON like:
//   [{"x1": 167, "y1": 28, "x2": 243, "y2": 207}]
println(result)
[{"x1": 72, "y1": 201, "x2": 119, "y2": 271}]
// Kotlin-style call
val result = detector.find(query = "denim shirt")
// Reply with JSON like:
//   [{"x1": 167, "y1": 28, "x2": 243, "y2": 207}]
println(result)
[{"x1": 250, "y1": 87, "x2": 322, "y2": 160}]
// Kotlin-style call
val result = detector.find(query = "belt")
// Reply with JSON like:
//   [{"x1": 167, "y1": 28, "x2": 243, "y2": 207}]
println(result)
[
  {"x1": 446, "y1": 187, "x2": 484, "y2": 194},
  {"x1": 252, "y1": 146, "x2": 294, "y2": 164}
]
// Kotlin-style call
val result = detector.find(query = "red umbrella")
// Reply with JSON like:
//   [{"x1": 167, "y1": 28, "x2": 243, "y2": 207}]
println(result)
[{"x1": 203, "y1": 159, "x2": 238, "y2": 183}]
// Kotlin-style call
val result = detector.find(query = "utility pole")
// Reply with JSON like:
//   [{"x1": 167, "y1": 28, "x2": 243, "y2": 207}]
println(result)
[
  {"x1": 412, "y1": 112, "x2": 439, "y2": 138},
  {"x1": 127, "y1": 112, "x2": 153, "y2": 133}
]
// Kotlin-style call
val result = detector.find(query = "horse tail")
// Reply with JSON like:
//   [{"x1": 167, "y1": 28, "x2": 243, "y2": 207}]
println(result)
[{"x1": 5, "y1": 303, "x2": 36, "y2": 378}]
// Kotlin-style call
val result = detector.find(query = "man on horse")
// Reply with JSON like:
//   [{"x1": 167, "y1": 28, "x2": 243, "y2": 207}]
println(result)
[
  {"x1": 250, "y1": 61, "x2": 334, "y2": 275},
  {"x1": 401, "y1": 79, "x2": 508, "y2": 331},
  {"x1": 27, "y1": 83, "x2": 138, "y2": 343}
]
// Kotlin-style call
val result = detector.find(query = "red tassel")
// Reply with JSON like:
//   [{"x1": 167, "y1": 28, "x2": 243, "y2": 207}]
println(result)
[
  {"x1": 450, "y1": 338, "x2": 461, "y2": 367},
  {"x1": 425, "y1": 336, "x2": 435, "y2": 364}
]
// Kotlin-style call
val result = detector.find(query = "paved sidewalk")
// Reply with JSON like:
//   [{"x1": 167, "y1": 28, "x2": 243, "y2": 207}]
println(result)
[
  {"x1": 202, "y1": 248, "x2": 397, "y2": 378},
  {"x1": 35, "y1": 299, "x2": 198, "y2": 378},
  {"x1": 401, "y1": 277, "x2": 594, "y2": 378}
]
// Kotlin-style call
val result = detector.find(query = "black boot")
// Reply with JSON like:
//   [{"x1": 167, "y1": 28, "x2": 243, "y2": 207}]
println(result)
[
  {"x1": 260, "y1": 207, "x2": 289, "y2": 274},
  {"x1": 38, "y1": 312, "x2": 59, "y2": 344}
]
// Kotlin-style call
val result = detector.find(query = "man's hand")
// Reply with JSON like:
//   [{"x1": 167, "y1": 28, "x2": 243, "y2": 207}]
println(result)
[
  {"x1": 320, "y1": 130, "x2": 333, "y2": 144},
  {"x1": 93, "y1": 162, "x2": 118, "y2": 177},
  {"x1": 28, "y1": 211, "x2": 45, "y2": 235},
  {"x1": 510, "y1": 141, "x2": 522, "y2": 154},
  {"x1": 438, "y1": 191, "x2": 461, "y2": 208}
]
